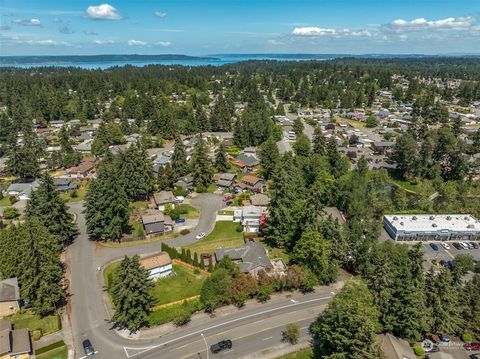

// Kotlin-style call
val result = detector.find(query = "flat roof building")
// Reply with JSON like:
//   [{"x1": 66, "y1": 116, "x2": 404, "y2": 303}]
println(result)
[{"x1": 384, "y1": 214, "x2": 480, "y2": 241}]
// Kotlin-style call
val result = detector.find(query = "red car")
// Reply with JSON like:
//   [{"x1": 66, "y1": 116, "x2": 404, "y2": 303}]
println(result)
[{"x1": 464, "y1": 342, "x2": 480, "y2": 351}]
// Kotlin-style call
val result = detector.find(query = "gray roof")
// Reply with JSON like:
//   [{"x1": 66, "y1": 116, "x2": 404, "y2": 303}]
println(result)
[
  {"x1": 236, "y1": 154, "x2": 260, "y2": 167},
  {"x1": 378, "y1": 334, "x2": 415, "y2": 359},
  {"x1": 10, "y1": 329, "x2": 31, "y2": 355},
  {"x1": 6, "y1": 181, "x2": 40, "y2": 196},
  {"x1": 250, "y1": 193, "x2": 269, "y2": 207},
  {"x1": 141, "y1": 210, "x2": 165, "y2": 225},
  {"x1": 0, "y1": 278, "x2": 20, "y2": 302},
  {"x1": 219, "y1": 173, "x2": 236, "y2": 181},
  {"x1": 153, "y1": 191, "x2": 176, "y2": 205},
  {"x1": 153, "y1": 155, "x2": 170, "y2": 165},
  {"x1": 217, "y1": 179, "x2": 233, "y2": 188},
  {"x1": 216, "y1": 242, "x2": 272, "y2": 273}
]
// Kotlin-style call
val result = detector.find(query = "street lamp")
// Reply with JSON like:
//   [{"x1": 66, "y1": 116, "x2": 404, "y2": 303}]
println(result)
[{"x1": 201, "y1": 333, "x2": 209, "y2": 359}]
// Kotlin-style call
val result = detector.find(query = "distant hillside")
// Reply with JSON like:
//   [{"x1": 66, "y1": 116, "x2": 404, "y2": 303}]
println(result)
[{"x1": 0, "y1": 54, "x2": 218, "y2": 65}]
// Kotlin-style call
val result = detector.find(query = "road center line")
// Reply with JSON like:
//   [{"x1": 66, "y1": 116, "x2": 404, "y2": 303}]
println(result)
[
  {"x1": 123, "y1": 295, "x2": 332, "y2": 358},
  {"x1": 262, "y1": 336, "x2": 273, "y2": 341}
]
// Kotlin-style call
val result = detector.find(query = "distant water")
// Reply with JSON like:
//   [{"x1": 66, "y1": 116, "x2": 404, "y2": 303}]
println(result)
[{"x1": 0, "y1": 54, "x2": 337, "y2": 69}]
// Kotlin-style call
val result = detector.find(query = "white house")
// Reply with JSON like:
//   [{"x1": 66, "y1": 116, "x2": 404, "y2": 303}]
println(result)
[
  {"x1": 139, "y1": 252, "x2": 173, "y2": 281},
  {"x1": 233, "y1": 205, "x2": 263, "y2": 232}
]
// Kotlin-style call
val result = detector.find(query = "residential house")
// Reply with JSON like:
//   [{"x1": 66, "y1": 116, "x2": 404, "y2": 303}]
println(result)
[
  {"x1": 72, "y1": 141, "x2": 92, "y2": 153},
  {"x1": 242, "y1": 147, "x2": 257, "y2": 157},
  {"x1": 5, "y1": 181, "x2": 40, "y2": 201},
  {"x1": 109, "y1": 144, "x2": 130, "y2": 155},
  {"x1": 0, "y1": 278, "x2": 20, "y2": 318},
  {"x1": 49, "y1": 120, "x2": 64, "y2": 129},
  {"x1": 233, "y1": 205, "x2": 264, "y2": 232},
  {"x1": 234, "y1": 155, "x2": 260, "y2": 173},
  {"x1": 215, "y1": 173, "x2": 236, "y2": 190},
  {"x1": 65, "y1": 157, "x2": 97, "y2": 178},
  {"x1": 153, "y1": 191, "x2": 176, "y2": 211},
  {"x1": 377, "y1": 334, "x2": 416, "y2": 359},
  {"x1": 215, "y1": 242, "x2": 273, "y2": 276},
  {"x1": 372, "y1": 141, "x2": 395, "y2": 156},
  {"x1": 249, "y1": 193, "x2": 269, "y2": 208},
  {"x1": 0, "y1": 319, "x2": 32, "y2": 359},
  {"x1": 53, "y1": 178, "x2": 78, "y2": 193},
  {"x1": 234, "y1": 175, "x2": 265, "y2": 193},
  {"x1": 174, "y1": 174, "x2": 194, "y2": 192},
  {"x1": 139, "y1": 252, "x2": 173, "y2": 280},
  {"x1": 141, "y1": 210, "x2": 173, "y2": 237}
]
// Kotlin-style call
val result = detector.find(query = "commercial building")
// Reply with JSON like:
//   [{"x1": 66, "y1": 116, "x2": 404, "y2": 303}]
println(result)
[{"x1": 383, "y1": 214, "x2": 480, "y2": 241}]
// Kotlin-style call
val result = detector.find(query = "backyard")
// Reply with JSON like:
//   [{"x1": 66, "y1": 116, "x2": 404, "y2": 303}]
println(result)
[
  {"x1": 35, "y1": 340, "x2": 68, "y2": 359},
  {"x1": 186, "y1": 220, "x2": 244, "y2": 254},
  {"x1": 7, "y1": 310, "x2": 61, "y2": 338}
]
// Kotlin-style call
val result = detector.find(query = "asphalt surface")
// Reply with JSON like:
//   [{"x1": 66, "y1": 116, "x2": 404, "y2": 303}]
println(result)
[{"x1": 67, "y1": 193, "x2": 335, "y2": 359}]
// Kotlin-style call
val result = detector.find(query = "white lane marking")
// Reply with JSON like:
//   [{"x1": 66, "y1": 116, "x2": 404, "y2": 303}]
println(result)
[
  {"x1": 78, "y1": 352, "x2": 99, "y2": 359},
  {"x1": 123, "y1": 295, "x2": 332, "y2": 358},
  {"x1": 290, "y1": 299, "x2": 298, "y2": 303},
  {"x1": 262, "y1": 336, "x2": 273, "y2": 341}
]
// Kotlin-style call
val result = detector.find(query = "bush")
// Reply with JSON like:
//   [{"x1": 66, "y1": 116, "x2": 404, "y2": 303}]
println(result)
[
  {"x1": 173, "y1": 308, "x2": 192, "y2": 326},
  {"x1": 255, "y1": 284, "x2": 273, "y2": 302},
  {"x1": 69, "y1": 189, "x2": 78, "y2": 198},
  {"x1": 8, "y1": 195, "x2": 17, "y2": 204},
  {"x1": 180, "y1": 228, "x2": 190, "y2": 235},
  {"x1": 236, "y1": 223, "x2": 243, "y2": 232},
  {"x1": 3, "y1": 206, "x2": 19, "y2": 220},
  {"x1": 32, "y1": 329, "x2": 43, "y2": 341},
  {"x1": 462, "y1": 332, "x2": 473, "y2": 343},
  {"x1": 282, "y1": 323, "x2": 300, "y2": 344},
  {"x1": 413, "y1": 344, "x2": 425, "y2": 356}
]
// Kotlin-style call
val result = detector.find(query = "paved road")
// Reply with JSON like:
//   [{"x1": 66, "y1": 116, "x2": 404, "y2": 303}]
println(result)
[{"x1": 67, "y1": 193, "x2": 335, "y2": 358}]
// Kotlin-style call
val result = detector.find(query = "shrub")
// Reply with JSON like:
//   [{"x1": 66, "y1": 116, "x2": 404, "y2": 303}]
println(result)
[
  {"x1": 462, "y1": 332, "x2": 473, "y2": 343},
  {"x1": 3, "y1": 206, "x2": 19, "y2": 220},
  {"x1": 236, "y1": 223, "x2": 243, "y2": 232},
  {"x1": 413, "y1": 344, "x2": 425, "y2": 356},
  {"x1": 8, "y1": 195, "x2": 17, "y2": 204},
  {"x1": 255, "y1": 284, "x2": 273, "y2": 302},
  {"x1": 180, "y1": 229, "x2": 190, "y2": 235},
  {"x1": 69, "y1": 189, "x2": 78, "y2": 198},
  {"x1": 282, "y1": 323, "x2": 300, "y2": 344},
  {"x1": 32, "y1": 329, "x2": 43, "y2": 341},
  {"x1": 173, "y1": 309, "x2": 192, "y2": 326}
]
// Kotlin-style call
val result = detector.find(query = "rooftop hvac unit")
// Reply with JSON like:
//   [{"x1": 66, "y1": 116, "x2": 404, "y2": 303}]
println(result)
[
  {"x1": 429, "y1": 216, "x2": 435, "y2": 220},
  {"x1": 432, "y1": 223, "x2": 437, "y2": 227}
]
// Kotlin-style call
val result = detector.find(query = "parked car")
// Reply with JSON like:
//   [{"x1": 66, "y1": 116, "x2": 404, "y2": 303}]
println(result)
[
  {"x1": 175, "y1": 218, "x2": 186, "y2": 223},
  {"x1": 452, "y1": 242, "x2": 462, "y2": 250},
  {"x1": 467, "y1": 242, "x2": 474, "y2": 250},
  {"x1": 210, "y1": 339, "x2": 232, "y2": 354},
  {"x1": 82, "y1": 339, "x2": 95, "y2": 357},
  {"x1": 196, "y1": 232, "x2": 206, "y2": 240},
  {"x1": 460, "y1": 242, "x2": 469, "y2": 250},
  {"x1": 470, "y1": 354, "x2": 480, "y2": 359},
  {"x1": 430, "y1": 243, "x2": 439, "y2": 251},
  {"x1": 175, "y1": 196, "x2": 185, "y2": 203},
  {"x1": 225, "y1": 201, "x2": 232, "y2": 206},
  {"x1": 441, "y1": 242, "x2": 450, "y2": 250},
  {"x1": 470, "y1": 242, "x2": 479, "y2": 249},
  {"x1": 201, "y1": 253, "x2": 212, "y2": 260},
  {"x1": 464, "y1": 342, "x2": 480, "y2": 351}
]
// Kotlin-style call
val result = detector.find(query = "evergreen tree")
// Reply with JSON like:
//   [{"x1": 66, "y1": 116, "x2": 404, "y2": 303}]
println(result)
[
  {"x1": 85, "y1": 153, "x2": 129, "y2": 241},
  {"x1": 171, "y1": 137, "x2": 189, "y2": 179},
  {"x1": 17, "y1": 220, "x2": 64, "y2": 316},
  {"x1": 311, "y1": 281, "x2": 381, "y2": 359},
  {"x1": 26, "y1": 173, "x2": 77, "y2": 245},
  {"x1": 6, "y1": 125, "x2": 42, "y2": 178},
  {"x1": 190, "y1": 135, "x2": 213, "y2": 191},
  {"x1": 200, "y1": 268, "x2": 232, "y2": 312},
  {"x1": 293, "y1": 134, "x2": 311, "y2": 157},
  {"x1": 117, "y1": 143, "x2": 154, "y2": 200},
  {"x1": 259, "y1": 138, "x2": 279, "y2": 180},
  {"x1": 312, "y1": 127, "x2": 327, "y2": 155},
  {"x1": 157, "y1": 163, "x2": 175, "y2": 190},
  {"x1": 292, "y1": 118, "x2": 304, "y2": 135},
  {"x1": 111, "y1": 255, "x2": 154, "y2": 330},
  {"x1": 215, "y1": 144, "x2": 230, "y2": 172}
]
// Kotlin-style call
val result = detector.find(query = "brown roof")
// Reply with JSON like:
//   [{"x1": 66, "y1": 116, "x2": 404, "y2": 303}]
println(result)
[
  {"x1": 141, "y1": 209, "x2": 165, "y2": 225},
  {"x1": 68, "y1": 157, "x2": 97, "y2": 174},
  {"x1": 377, "y1": 334, "x2": 415, "y2": 359},
  {"x1": 153, "y1": 191, "x2": 176, "y2": 206},
  {"x1": 140, "y1": 252, "x2": 172, "y2": 271},
  {"x1": 242, "y1": 175, "x2": 262, "y2": 184},
  {"x1": 250, "y1": 193, "x2": 269, "y2": 206}
]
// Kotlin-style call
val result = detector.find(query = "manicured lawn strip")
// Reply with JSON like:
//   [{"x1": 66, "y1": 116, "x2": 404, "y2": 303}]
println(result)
[
  {"x1": 186, "y1": 221, "x2": 243, "y2": 254},
  {"x1": 8, "y1": 310, "x2": 61, "y2": 335},
  {"x1": 275, "y1": 347, "x2": 313, "y2": 359},
  {"x1": 103, "y1": 261, "x2": 121, "y2": 292},
  {"x1": 36, "y1": 346, "x2": 68, "y2": 359},
  {"x1": 148, "y1": 299, "x2": 204, "y2": 327},
  {"x1": 98, "y1": 232, "x2": 178, "y2": 248},
  {"x1": 35, "y1": 340, "x2": 67, "y2": 355},
  {"x1": 151, "y1": 264, "x2": 207, "y2": 306}
]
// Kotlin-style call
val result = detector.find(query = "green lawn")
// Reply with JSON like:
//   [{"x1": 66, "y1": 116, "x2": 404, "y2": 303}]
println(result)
[
  {"x1": 276, "y1": 348, "x2": 314, "y2": 359},
  {"x1": 151, "y1": 264, "x2": 207, "y2": 306},
  {"x1": 61, "y1": 185, "x2": 88, "y2": 203},
  {"x1": 8, "y1": 310, "x2": 61, "y2": 336},
  {"x1": 387, "y1": 169, "x2": 420, "y2": 194},
  {"x1": 148, "y1": 299, "x2": 204, "y2": 326},
  {"x1": 207, "y1": 183, "x2": 217, "y2": 193},
  {"x1": 0, "y1": 196, "x2": 11, "y2": 206},
  {"x1": 186, "y1": 221, "x2": 244, "y2": 254},
  {"x1": 269, "y1": 247, "x2": 290, "y2": 264},
  {"x1": 177, "y1": 203, "x2": 200, "y2": 219},
  {"x1": 36, "y1": 346, "x2": 68, "y2": 359},
  {"x1": 105, "y1": 263, "x2": 207, "y2": 306},
  {"x1": 218, "y1": 210, "x2": 234, "y2": 215}
]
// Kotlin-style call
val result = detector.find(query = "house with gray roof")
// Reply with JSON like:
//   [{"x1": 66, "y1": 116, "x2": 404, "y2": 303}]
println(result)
[
  {"x1": 141, "y1": 210, "x2": 173, "y2": 237},
  {"x1": 215, "y1": 242, "x2": 273, "y2": 276},
  {"x1": 53, "y1": 177, "x2": 78, "y2": 193},
  {"x1": 377, "y1": 333, "x2": 415, "y2": 359},
  {"x1": 5, "y1": 180, "x2": 40, "y2": 201},
  {"x1": 0, "y1": 278, "x2": 20, "y2": 317},
  {"x1": 153, "y1": 191, "x2": 176, "y2": 211},
  {"x1": 174, "y1": 174, "x2": 194, "y2": 192},
  {"x1": 0, "y1": 319, "x2": 32, "y2": 358}
]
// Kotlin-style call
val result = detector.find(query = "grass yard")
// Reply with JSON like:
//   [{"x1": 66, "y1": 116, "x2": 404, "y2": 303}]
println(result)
[
  {"x1": 8, "y1": 310, "x2": 61, "y2": 336},
  {"x1": 148, "y1": 299, "x2": 204, "y2": 326},
  {"x1": 61, "y1": 185, "x2": 88, "y2": 203},
  {"x1": 151, "y1": 264, "x2": 207, "y2": 306},
  {"x1": 335, "y1": 116, "x2": 366, "y2": 129},
  {"x1": 218, "y1": 209, "x2": 234, "y2": 215},
  {"x1": 36, "y1": 346, "x2": 68, "y2": 359},
  {"x1": 0, "y1": 196, "x2": 11, "y2": 206},
  {"x1": 186, "y1": 221, "x2": 244, "y2": 254},
  {"x1": 386, "y1": 168, "x2": 421, "y2": 194},
  {"x1": 275, "y1": 348, "x2": 314, "y2": 359},
  {"x1": 177, "y1": 203, "x2": 200, "y2": 219},
  {"x1": 207, "y1": 183, "x2": 217, "y2": 193},
  {"x1": 268, "y1": 247, "x2": 290, "y2": 264}
]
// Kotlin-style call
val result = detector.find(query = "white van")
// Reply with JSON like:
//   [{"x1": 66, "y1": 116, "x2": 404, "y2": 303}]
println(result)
[{"x1": 459, "y1": 242, "x2": 469, "y2": 250}]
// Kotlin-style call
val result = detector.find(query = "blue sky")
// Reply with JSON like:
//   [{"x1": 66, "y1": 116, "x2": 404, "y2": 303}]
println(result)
[{"x1": 0, "y1": 0, "x2": 479, "y2": 56}]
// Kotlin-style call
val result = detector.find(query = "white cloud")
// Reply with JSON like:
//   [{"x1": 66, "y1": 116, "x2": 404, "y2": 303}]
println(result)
[
  {"x1": 156, "y1": 41, "x2": 171, "y2": 47},
  {"x1": 154, "y1": 11, "x2": 167, "y2": 18},
  {"x1": 292, "y1": 26, "x2": 371, "y2": 37},
  {"x1": 386, "y1": 16, "x2": 474, "y2": 32},
  {"x1": 12, "y1": 18, "x2": 41, "y2": 26},
  {"x1": 128, "y1": 39, "x2": 147, "y2": 46},
  {"x1": 86, "y1": 4, "x2": 122, "y2": 20},
  {"x1": 26, "y1": 39, "x2": 69, "y2": 46},
  {"x1": 94, "y1": 39, "x2": 115, "y2": 44}
]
